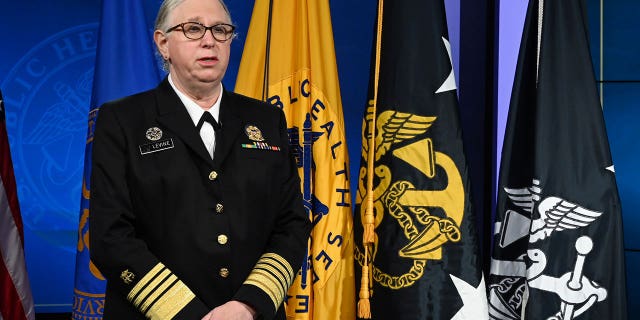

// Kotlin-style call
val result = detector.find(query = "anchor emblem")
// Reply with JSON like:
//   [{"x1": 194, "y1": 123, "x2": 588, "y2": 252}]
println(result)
[{"x1": 355, "y1": 106, "x2": 466, "y2": 289}]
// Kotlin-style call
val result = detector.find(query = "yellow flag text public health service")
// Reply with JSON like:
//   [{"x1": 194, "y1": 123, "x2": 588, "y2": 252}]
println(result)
[{"x1": 235, "y1": 1, "x2": 355, "y2": 319}]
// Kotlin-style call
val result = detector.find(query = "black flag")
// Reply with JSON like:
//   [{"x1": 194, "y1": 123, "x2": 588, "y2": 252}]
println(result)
[
  {"x1": 354, "y1": 0, "x2": 487, "y2": 319},
  {"x1": 488, "y1": 0, "x2": 627, "y2": 319}
]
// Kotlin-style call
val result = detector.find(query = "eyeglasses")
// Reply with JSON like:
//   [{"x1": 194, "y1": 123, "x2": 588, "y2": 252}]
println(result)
[{"x1": 166, "y1": 22, "x2": 236, "y2": 42}]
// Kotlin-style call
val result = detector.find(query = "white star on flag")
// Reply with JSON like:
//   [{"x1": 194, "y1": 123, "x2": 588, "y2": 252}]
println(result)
[
  {"x1": 435, "y1": 37, "x2": 457, "y2": 93},
  {"x1": 450, "y1": 274, "x2": 489, "y2": 320}
]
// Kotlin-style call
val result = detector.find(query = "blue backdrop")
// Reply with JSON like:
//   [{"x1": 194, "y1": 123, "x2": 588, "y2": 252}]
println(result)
[
  {"x1": 1, "y1": 0, "x2": 637, "y2": 315},
  {"x1": 0, "y1": 0, "x2": 377, "y2": 312}
]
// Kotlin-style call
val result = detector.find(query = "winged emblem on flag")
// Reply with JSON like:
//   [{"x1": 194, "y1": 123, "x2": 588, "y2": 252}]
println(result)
[
  {"x1": 503, "y1": 180, "x2": 603, "y2": 243},
  {"x1": 357, "y1": 103, "x2": 469, "y2": 289},
  {"x1": 361, "y1": 107, "x2": 436, "y2": 161}
]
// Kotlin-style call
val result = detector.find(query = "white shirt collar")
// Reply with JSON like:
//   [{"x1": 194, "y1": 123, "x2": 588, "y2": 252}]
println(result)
[{"x1": 168, "y1": 74, "x2": 222, "y2": 126}]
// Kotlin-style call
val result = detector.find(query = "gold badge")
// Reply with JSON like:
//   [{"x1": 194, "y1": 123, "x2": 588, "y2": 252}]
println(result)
[
  {"x1": 145, "y1": 127, "x2": 163, "y2": 141},
  {"x1": 120, "y1": 269, "x2": 135, "y2": 284},
  {"x1": 245, "y1": 125, "x2": 265, "y2": 141}
]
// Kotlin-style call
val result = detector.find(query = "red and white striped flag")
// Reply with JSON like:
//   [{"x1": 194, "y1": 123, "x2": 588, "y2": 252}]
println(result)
[{"x1": 0, "y1": 89, "x2": 35, "y2": 320}]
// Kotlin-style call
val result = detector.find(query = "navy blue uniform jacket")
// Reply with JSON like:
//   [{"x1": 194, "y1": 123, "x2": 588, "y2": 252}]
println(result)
[{"x1": 90, "y1": 78, "x2": 311, "y2": 320}]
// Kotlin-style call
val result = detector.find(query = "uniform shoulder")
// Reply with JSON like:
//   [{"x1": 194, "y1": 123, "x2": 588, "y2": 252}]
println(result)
[
  {"x1": 224, "y1": 90, "x2": 283, "y2": 118},
  {"x1": 99, "y1": 88, "x2": 157, "y2": 115}
]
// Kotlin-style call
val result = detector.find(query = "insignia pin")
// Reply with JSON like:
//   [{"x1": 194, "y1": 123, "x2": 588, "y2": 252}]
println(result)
[
  {"x1": 120, "y1": 269, "x2": 135, "y2": 285},
  {"x1": 245, "y1": 125, "x2": 265, "y2": 142},
  {"x1": 146, "y1": 127, "x2": 163, "y2": 141}
]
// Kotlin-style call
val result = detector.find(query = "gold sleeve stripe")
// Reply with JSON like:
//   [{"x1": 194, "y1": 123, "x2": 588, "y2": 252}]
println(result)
[
  {"x1": 145, "y1": 279, "x2": 195, "y2": 320},
  {"x1": 142, "y1": 277, "x2": 179, "y2": 313},
  {"x1": 256, "y1": 269, "x2": 286, "y2": 302},
  {"x1": 139, "y1": 274, "x2": 176, "y2": 312},
  {"x1": 128, "y1": 263, "x2": 165, "y2": 302},
  {"x1": 254, "y1": 262, "x2": 288, "y2": 290},
  {"x1": 261, "y1": 253, "x2": 294, "y2": 284},
  {"x1": 126, "y1": 262, "x2": 195, "y2": 320},
  {"x1": 244, "y1": 253, "x2": 294, "y2": 309},
  {"x1": 245, "y1": 275, "x2": 280, "y2": 309},
  {"x1": 132, "y1": 269, "x2": 172, "y2": 309}
]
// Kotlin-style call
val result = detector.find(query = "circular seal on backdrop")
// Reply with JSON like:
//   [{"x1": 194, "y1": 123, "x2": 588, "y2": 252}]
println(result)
[{"x1": 1, "y1": 23, "x2": 98, "y2": 241}]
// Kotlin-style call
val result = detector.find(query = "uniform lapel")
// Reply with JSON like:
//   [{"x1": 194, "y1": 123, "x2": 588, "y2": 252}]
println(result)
[
  {"x1": 213, "y1": 90, "x2": 243, "y2": 166},
  {"x1": 154, "y1": 79, "x2": 212, "y2": 164}
]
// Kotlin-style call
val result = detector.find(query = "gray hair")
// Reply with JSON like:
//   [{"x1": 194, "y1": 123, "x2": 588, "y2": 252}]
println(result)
[{"x1": 155, "y1": 0, "x2": 233, "y2": 71}]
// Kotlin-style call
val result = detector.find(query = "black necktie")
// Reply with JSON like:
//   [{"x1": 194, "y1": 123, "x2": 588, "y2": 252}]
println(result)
[
  {"x1": 196, "y1": 111, "x2": 220, "y2": 159},
  {"x1": 196, "y1": 111, "x2": 221, "y2": 131}
]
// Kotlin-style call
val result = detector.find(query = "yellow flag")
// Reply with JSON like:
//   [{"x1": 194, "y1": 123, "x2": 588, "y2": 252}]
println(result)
[{"x1": 235, "y1": 1, "x2": 355, "y2": 319}]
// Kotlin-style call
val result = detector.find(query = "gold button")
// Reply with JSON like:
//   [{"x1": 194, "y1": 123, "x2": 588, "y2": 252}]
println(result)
[
  {"x1": 208, "y1": 171, "x2": 218, "y2": 180},
  {"x1": 216, "y1": 203, "x2": 224, "y2": 213},
  {"x1": 219, "y1": 268, "x2": 229, "y2": 278},
  {"x1": 217, "y1": 234, "x2": 228, "y2": 245}
]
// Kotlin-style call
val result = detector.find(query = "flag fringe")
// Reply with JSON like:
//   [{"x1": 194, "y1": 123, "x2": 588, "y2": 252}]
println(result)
[{"x1": 357, "y1": 264, "x2": 372, "y2": 319}]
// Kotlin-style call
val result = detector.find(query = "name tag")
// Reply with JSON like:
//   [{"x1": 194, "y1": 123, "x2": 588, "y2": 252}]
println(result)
[{"x1": 139, "y1": 138, "x2": 174, "y2": 155}]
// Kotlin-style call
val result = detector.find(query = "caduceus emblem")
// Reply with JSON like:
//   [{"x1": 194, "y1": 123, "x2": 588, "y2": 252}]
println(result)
[{"x1": 490, "y1": 179, "x2": 608, "y2": 320}]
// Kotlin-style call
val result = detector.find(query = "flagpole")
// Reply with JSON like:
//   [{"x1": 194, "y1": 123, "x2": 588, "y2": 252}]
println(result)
[
  {"x1": 358, "y1": 0, "x2": 384, "y2": 318},
  {"x1": 261, "y1": 0, "x2": 274, "y2": 100},
  {"x1": 536, "y1": 0, "x2": 544, "y2": 83}
]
